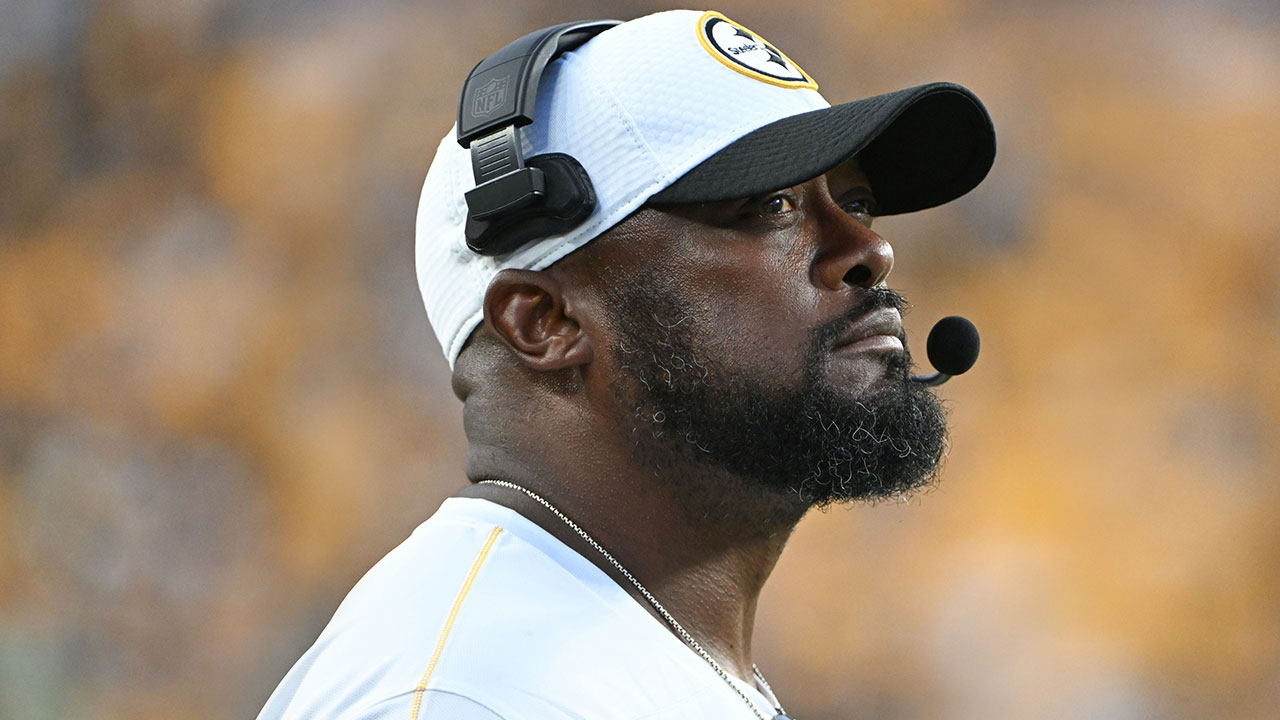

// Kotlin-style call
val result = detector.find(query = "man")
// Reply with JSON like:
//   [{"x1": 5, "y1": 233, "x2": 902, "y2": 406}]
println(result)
[{"x1": 259, "y1": 9, "x2": 994, "y2": 720}]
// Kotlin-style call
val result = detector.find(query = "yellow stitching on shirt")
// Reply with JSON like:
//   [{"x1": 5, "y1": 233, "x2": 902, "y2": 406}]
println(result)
[{"x1": 409, "y1": 526, "x2": 502, "y2": 719}]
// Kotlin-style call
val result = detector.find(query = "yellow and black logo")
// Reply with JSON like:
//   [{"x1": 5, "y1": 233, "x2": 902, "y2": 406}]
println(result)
[{"x1": 696, "y1": 11, "x2": 817, "y2": 90}]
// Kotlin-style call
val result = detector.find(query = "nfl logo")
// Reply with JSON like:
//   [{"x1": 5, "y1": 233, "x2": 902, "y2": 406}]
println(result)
[{"x1": 472, "y1": 76, "x2": 509, "y2": 118}]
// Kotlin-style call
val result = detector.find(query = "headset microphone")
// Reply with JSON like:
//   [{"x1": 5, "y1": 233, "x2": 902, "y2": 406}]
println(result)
[{"x1": 910, "y1": 315, "x2": 980, "y2": 386}]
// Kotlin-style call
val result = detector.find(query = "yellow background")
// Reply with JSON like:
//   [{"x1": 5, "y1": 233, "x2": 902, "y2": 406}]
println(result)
[{"x1": 1, "y1": 1, "x2": 1277, "y2": 718}]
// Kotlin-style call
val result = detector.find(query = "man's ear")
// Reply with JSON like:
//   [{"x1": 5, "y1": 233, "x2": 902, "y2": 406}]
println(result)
[{"x1": 482, "y1": 269, "x2": 593, "y2": 371}]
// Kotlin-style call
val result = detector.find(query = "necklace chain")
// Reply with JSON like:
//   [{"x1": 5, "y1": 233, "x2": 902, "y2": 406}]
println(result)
[{"x1": 478, "y1": 480, "x2": 787, "y2": 720}]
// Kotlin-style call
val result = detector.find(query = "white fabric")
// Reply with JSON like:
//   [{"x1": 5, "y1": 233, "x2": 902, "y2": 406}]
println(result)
[
  {"x1": 417, "y1": 691, "x2": 506, "y2": 720},
  {"x1": 416, "y1": 9, "x2": 830, "y2": 367},
  {"x1": 257, "y1": 497, "x2": 784, "y2": 719}
]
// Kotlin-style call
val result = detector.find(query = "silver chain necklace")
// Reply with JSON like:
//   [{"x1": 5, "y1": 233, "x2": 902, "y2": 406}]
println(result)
[{"x1": 478, "y1": 479, "x2": 790, "y2": 720}]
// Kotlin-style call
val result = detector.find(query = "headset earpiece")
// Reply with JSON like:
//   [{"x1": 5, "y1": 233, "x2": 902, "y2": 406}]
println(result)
[{"x1": 465, "y1": 153, "x2": 597, "y2": 256}]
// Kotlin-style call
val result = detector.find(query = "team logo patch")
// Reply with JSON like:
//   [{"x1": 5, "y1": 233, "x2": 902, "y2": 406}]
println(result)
[{"x1": 696, "y1": 11, "x2": 817, "y2": 90}]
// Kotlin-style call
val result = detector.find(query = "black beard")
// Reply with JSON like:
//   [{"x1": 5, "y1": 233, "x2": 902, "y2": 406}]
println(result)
[{"x1": 607, "y1": 283, "x2": 948, "y2": 519}]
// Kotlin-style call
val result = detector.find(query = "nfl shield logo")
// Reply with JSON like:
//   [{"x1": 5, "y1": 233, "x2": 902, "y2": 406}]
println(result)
[{"x1": 472, "y1": 76, "x2": 509, "y2": 119}]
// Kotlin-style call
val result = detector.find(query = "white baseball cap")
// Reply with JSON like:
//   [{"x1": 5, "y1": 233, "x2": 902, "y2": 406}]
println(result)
[{"x1": 416, "y1": 9, "x2": 995, "y2": 367}]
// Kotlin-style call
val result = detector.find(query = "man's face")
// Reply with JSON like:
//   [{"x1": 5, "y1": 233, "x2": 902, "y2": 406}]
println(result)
[{"x1": 584, "y1": 160, "x2": 948, "y2": 512}]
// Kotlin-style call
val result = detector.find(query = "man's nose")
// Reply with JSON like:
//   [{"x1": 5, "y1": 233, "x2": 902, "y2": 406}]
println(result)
[{"x1": 811, "y1": 205, "x2": 895, "y2": 290}]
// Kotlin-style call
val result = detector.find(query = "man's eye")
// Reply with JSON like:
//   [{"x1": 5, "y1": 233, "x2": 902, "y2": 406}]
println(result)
[
  {"x1": 842, "y1": 199, "x2": 876, "y2": 228},
  {"x1": 760, "y1": 194, "x2": 796, "y2": 215}
]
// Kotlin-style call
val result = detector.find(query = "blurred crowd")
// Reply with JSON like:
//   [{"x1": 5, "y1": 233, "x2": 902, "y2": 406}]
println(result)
[{"x1": 1, "y1": 1, "x2": 1277, "y2": 718}]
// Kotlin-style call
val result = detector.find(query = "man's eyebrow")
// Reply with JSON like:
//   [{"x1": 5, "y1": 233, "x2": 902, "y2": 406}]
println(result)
[{"x1": 831, "y1": 180, "x2": 877, "y2": 199}]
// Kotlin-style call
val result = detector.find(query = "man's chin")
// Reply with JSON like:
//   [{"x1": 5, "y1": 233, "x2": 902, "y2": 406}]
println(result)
[{"x1": 779, "y1": 373, "x2": 949, "y2": 507}]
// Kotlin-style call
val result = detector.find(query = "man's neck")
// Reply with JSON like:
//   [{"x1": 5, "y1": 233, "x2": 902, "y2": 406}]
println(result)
[{"x1": 457, "y1": 465, "x2": 802, "y2": 682}]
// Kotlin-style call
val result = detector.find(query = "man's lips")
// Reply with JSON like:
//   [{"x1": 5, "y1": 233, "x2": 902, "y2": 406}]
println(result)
[{"x1": 832, "y1": 307, "x2": 906, "y2": 354}]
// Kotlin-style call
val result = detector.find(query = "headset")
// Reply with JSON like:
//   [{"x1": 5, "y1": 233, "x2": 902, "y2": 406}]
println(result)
[{"x1": 456, "y1": 20, "x2": 621, "y2": 256}]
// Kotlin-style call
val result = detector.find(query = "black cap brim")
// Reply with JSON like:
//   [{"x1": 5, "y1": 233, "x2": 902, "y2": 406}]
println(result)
[{"x1": 649, "y1": 82, "x2": 996, "y2": 216}]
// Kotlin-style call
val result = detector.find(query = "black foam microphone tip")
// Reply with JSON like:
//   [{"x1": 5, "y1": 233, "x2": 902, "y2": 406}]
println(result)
[{"x1": 925, "y1": 316, "x2": 980, "y2": 376}]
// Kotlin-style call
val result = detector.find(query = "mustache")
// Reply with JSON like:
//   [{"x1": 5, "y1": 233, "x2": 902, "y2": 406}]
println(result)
[{"x1": 811, "y1": 287, "x2": 909, "y2": 350}]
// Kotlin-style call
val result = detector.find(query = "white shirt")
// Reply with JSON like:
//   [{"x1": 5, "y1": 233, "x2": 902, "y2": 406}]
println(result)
[{"x1": 257, "y1": 497, "x2": 785, "y2": 719}]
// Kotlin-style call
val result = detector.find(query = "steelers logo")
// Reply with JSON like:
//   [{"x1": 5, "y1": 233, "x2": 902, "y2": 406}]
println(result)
[{"x1": 696, "y1": 11, "x2": 817, "y2": 90}]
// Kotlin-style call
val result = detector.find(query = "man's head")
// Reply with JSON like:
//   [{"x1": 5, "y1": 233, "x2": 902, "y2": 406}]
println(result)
[{"x1": 419, "y1": 10, "x2": 994, "y2": 514}]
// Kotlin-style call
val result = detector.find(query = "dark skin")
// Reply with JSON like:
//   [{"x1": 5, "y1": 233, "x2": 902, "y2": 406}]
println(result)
[{"x1": 453, "y1": 158, "x2": 895, "y2": 682}]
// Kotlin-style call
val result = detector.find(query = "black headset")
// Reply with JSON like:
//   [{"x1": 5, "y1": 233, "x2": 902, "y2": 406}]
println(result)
[{"x1": 456, "y1": 20, "x2": 620, "y2": 256}]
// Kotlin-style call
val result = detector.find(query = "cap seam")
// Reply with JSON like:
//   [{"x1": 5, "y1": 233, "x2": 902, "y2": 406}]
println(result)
[
  {"x1": 521, "y1": 58, "x2": 662, "y2": 273},
  {"x1": 579, "y1": 54, "x2": 663, "y2": 180}
]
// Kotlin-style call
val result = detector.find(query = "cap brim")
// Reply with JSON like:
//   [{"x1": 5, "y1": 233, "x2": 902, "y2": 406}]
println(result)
[{"x1": 649, "y1": 82, "x2": 996, "y2": 215}]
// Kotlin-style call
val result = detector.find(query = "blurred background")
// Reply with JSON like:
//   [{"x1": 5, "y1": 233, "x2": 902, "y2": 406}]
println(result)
[{"x1": 1, "y1": 0, "x2": 1277, "y2": 718}]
